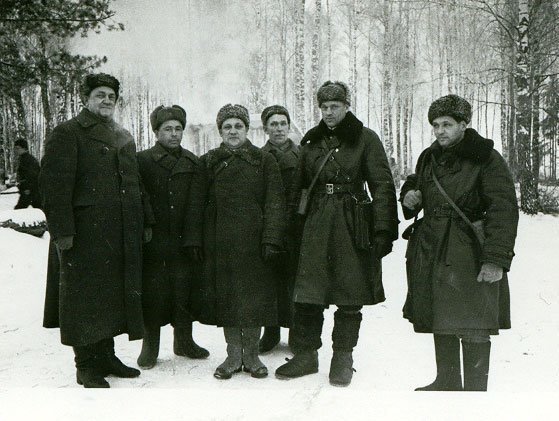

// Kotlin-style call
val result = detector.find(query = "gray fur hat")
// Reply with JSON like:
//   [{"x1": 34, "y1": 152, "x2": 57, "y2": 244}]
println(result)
[
  {"x1": 216, "y1": 104, "x2": 250, "y2": 130},
  {"x1": 316, "y1": 81, "x2": 351, "y2": 107},
  {"x1": 428, "y1": 94, "x2": 472, "y2": 124}
]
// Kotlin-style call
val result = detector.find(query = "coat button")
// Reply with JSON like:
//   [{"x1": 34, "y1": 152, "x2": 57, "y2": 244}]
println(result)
[
  {"x1": 170, "y1": 205, "x2": 174, "y2": 209},
  {"x1": 121, "y1": 189, "x2": 125, "y2": 194}
]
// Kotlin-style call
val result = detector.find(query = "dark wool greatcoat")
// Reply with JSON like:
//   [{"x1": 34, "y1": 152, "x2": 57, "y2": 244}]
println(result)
[
  {"x1": 261, "y1": 139, "x2": 300, "y2": 327},
  {"x1": 400, "y1": 128, "x2": 519, "y2": 334},
  {"x1": 15, "y1": 152, "x2": 41, "y2": 208},
  {"x1": 40, "y1": 108, "x2": 149, "y2": 347},
  {"x1": 184, "y1": 141, "x2": 285, "y2": 327},
  {"x1": 137, "y1": 142, "x2": 204, "y2": 328},
  {"x1": 291, "y1": 112, "x2": 399, "y2": 306}
]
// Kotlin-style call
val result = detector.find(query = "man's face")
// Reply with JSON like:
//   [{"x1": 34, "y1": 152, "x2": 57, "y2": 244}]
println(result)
[
  {"x1": 85, "y1": 86, "x2": 117, "y2": 120},
  {"x1": 220, "y1": 118, "x2": 248, "y2": 148},
  {"x1": 432, "y1": 116, "x2": 466, "y2": 148},
  {"x1": 320, "y1": 101, "x2": 348, "y2": 129},
  {"x1": 156, "y1": 119, "x2": 184, "y2": 149},
  {"x1": 264, "y1": 114, "x2": 290, "y2": 145}
]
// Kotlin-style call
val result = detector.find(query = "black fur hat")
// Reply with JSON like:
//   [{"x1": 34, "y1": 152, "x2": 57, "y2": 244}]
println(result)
[{"x1": 80, "y1": 73, "x2": 120, "y2": 99}]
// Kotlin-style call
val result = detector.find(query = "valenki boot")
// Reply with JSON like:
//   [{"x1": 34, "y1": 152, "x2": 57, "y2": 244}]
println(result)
[
  {"x1": 275, "y1": 305, "x2": 323, "y2": 379},
  {"x1": 97, "y1": 338, "x2": 140, "y2": 378},
  {"x1": 415, "y1": 334, "x2": 463, "y2": 391},
  {"x1": 462, "y1": 340, "x2": 491, "y2": 391},
  {"x1": 174, "y1": 323, "x2": 210, "y2": 359},
  {"x1": 259, "y1": 326, "x2": 281, "y2": 354},
  {"x1": 242, "y1": 327, "x2": 268, "y2": 378},
  {"x1": 214, "y1": 327, "x2": 243, "y2": 380},
  {"x1": 329, "y1": 309, "x2": 362, "y2": 387},
  {"x1": 73, "y1": 343, "x2": 110, "y2": 388},
  {"x1": 137, "y1": 326, "x2": 161, "y2": 369}
]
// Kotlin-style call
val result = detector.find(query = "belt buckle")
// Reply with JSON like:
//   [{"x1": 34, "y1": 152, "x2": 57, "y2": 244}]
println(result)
[{"x1": 326, "y1": 183, "x2": 334, "y2": 194}]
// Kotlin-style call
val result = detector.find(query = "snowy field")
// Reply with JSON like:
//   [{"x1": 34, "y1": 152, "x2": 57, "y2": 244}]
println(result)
[{"x1": 0, "y1": 191, "x2": 558, "y2": 420}]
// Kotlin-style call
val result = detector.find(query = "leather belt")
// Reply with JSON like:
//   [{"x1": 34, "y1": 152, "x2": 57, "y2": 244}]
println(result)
[{"x1": 315, "y1": 183, "x2": 364, "y2": 195}]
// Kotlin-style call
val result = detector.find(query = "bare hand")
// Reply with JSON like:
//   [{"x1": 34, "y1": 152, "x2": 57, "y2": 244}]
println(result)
[
  {"x1": 477, "y1": 262, "x2": 503, "y2": 283},
  {"x1": 403, "y1": 190, "x2": 422, "y2": 209}
]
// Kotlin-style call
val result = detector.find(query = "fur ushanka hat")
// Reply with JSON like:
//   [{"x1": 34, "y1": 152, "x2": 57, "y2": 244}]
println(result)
[
  {"x1": 80, "y1": 73, "x2": 120, "y2": 99},
  {"x1": 260, "y1": 105, "x2": 291, "y2": 126},
  {"x1": 316, "y1": 81, "x2": 351, "y2": 107},
  {"x1": 216, "y1": 104, "x2": 250, "y2": 130},
  {"x1": 150, "y1": 105, "x2": 187, "y2": 131},
  {"x1": 428, "y1": 94, "x2": 472, "y2": 124}
]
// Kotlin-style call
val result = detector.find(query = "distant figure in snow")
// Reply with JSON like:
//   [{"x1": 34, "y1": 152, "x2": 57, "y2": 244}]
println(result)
[
  {"x1": 13, "y1": 138, "x2": 41, "y2": 209},
  {"x1": 401, "y1": 94, "x2": 519, "y2": 391},
  {"x1": 40, "y1": 73, "x2": 153, "y2": 388},
  {"x1": 258, "y1": 105, "x2": 300, "y2": 354},
  {"x1": 136, "y1": 105, "x2": 209, "y2": 369}
]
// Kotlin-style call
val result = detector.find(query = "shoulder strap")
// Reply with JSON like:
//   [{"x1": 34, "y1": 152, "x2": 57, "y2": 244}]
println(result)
[
  {"x1": 307, "y1": 140, "x2": 336, "y2": 194},
  {"x1": 430, "y1": 155, "x2": 477, "y2": 232}
]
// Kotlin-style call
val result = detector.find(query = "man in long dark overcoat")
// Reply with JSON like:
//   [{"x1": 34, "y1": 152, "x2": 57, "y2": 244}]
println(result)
[
  {"x1": 258, "y1": 105, "x2": 299, "y2": 353},
  {"x1": 13, "y1": 138, "x2": 41, "y2": 209},
  {"x1": 184, "y1": 104, "x2": 285, "y2": 380},
  {"x1": 400, "y1": 94, "x2": 519, "y2": 391},
  {"x1": 136, "y1": 105, "x2": 208, "y2": 369},
  {"x1": 275, "y1": 81, "x2": 399, "y2": 386},
  {"x1": 40, "y1": 73, "x2": 152, "y2": 388}
]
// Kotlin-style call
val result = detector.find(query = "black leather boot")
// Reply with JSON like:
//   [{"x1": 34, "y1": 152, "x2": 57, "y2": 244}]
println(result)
[
  {"x1": 73, "y1": 344, "x2": 109, "y2": 388},
  {"x1": 214, "y1": 327, "x2": 243, "y2": 380},
  {"x1": 329, "y1": 308, "x2": 361, "y2": 387},
  {"x1": 275, "y1": 304, "x2": 323, "y2": 379},
  {"x1": 259, "y1": 326, "x2": 281, "y2": 354},
  {"x1": 97, "y1": 338, "x2": 140, "y2": 378},
  {"x1": 137, "y1": 326, "x2": 161, "y2": 369},
  {"x1": 415, "y1": 334, "x2": 463, "y2": 391},
  {"x1": 174, "y1": 323, "x2": 210, "y2": 359},
  {"x1": 462, "y1": 340, "x2": 491, "y2": 391},
  {"x1": 242, "y1": 328, "x2": 268, "y2": 378}
]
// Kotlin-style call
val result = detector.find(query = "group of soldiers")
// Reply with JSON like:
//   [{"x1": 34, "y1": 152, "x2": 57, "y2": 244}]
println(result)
[{"x1": 37, "y1": 73, "x2": 518, "y2": 391}]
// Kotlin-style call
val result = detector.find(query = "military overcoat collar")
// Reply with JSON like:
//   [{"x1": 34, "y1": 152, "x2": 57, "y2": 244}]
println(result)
[
  {"x1": 205, "y1": 140, "x2": 261, "y2": 170},
  {"x1": 301, "y1": 111, "x2": 364, "y2": 147},
  {"x1": 149, "y1": 142, "x2": 197, "y2": 176},
  {"x1": 75, "y1": 108, "x2": 130, "y2": 149}
]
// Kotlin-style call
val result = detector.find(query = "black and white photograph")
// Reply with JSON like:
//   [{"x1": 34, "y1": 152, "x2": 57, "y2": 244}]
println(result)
[{"x1": 0, "y1": 0, "x2": 557, "y2": 419}]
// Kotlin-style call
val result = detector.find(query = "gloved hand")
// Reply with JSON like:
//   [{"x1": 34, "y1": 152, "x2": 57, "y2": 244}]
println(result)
[
  {"x1": 477, "y1": 262, "x2": 503, "y2": 283},
  {"x1": 402, "y1": 190, "x2": 422, "y2": 209},
  {"x1": 55, "y1": 235, "x2": 74, "y2": 251},
  {"x1": 261, "y1": 243, "x2": 283, "y2": 262},
  {"x1": 372, "y1": 232, "x2": 393, "y2": 259},
  {"x1": 143, "y1": 227, "x2": 153, "y2": 243},
  {"x1": 183, "y1": 246, "x2": 204, "y2": 263}
]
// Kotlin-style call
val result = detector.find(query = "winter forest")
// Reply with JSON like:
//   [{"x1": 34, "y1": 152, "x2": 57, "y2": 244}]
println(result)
[{"x1": 1, "y1": 0, "x2": 559, "y2": 215}]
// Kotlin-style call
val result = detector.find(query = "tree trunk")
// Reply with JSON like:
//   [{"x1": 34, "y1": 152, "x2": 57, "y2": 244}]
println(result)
[
  {"x1": 294, "y1": 0, "x2": 306, "y2": 131},
  {"x1": 311, "y1": 0, "x2": 322, "y2": 125},
  {"x1": 516, "y1": 0, "x2": 539, "y2": 214}
]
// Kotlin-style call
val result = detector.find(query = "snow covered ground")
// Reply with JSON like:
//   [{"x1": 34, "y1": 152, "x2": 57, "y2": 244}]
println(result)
[{"x1": 0, "y1": 192, "x2": 558, "y2": 420}]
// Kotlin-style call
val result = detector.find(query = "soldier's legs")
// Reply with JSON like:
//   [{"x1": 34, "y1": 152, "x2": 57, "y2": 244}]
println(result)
[{"x1": 329, "y1": 305, "x2": 362, "y2": 387}]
